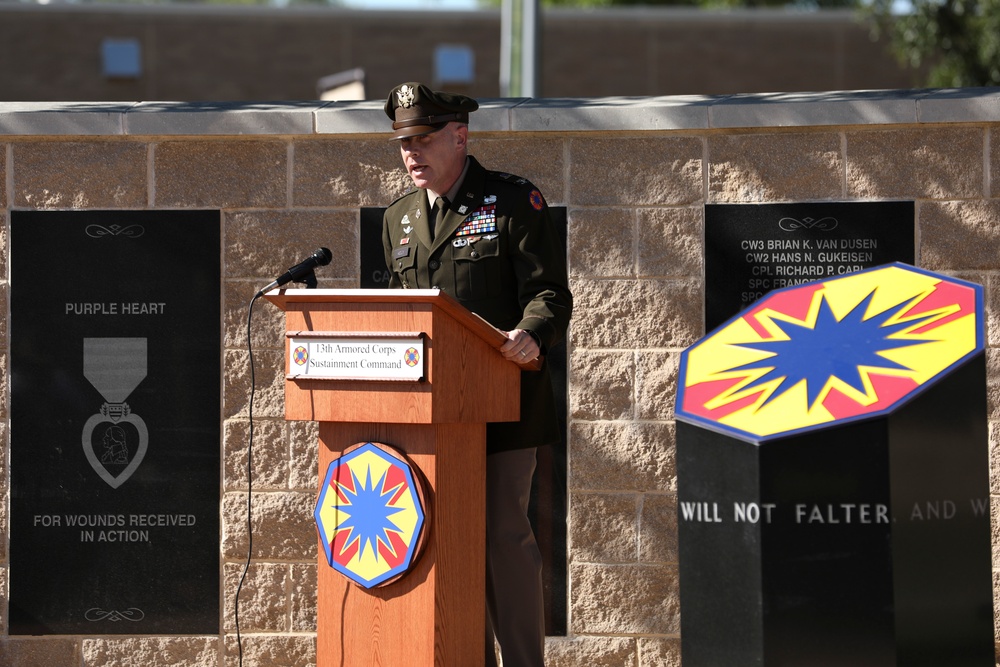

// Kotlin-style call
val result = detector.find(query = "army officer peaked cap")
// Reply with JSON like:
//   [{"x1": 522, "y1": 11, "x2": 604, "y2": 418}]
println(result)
[{"x1": 384, "y1": 82, "x2": 479, "y2": 140}]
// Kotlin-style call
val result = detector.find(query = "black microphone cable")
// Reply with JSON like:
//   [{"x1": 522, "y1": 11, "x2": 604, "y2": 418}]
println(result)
[
  {"x1": 237, "y1": 252, "x2": 328, "y2": 666},
  {"x1": 235, "y1": 291, "x2": 262, "y2": 667}
]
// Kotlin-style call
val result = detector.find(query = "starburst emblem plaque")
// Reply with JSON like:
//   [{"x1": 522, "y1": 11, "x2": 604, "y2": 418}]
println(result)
[
  {"x1": 677, "y1": 263, "x2": 983, "y2": 441},
  {"x1": 314, "y1": 442, "x2": 428, "y2": 588}
]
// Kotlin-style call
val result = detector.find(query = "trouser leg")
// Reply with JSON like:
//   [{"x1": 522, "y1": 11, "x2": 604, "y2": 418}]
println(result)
[{"x1": 484, "y1": 448, "x2": 545, "y2": 667}]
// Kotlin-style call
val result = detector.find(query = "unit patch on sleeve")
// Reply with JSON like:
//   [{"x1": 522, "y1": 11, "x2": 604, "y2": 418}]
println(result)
[{"x1": 529, "y1": 189, "x2": 544, "y2": 211}]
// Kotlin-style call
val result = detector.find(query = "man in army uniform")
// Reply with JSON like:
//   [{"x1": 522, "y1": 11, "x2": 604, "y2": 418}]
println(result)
[{"x1": 382, "y1": 82, "x2": 572, "y2": 667}]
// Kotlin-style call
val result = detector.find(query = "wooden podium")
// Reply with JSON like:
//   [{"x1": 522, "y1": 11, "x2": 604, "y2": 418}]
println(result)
[{"x1": 265, "y1": 289, "x2": 534, "y2": 667}]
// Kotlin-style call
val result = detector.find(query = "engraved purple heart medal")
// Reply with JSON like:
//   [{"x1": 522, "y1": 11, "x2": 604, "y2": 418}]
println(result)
[{"x1": 81, "y1": 338, "x2": 149, "y2": 489}]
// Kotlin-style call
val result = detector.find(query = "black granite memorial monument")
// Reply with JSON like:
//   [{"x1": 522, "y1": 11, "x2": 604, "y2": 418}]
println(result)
[
  {"x1": 676, "y1": 263, "x2": 993, "y2": 666},
  {"x1": 9, "y1": 210, "x2": 221, "y2": 635}
]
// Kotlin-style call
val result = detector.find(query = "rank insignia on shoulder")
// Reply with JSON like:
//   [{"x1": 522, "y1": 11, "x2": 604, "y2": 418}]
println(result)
[
  {"x1": 452, "y1": 238, "x2": 468, "y2": 247},
  {"x1": 529, "y1": 189, "x2": 544, "y2": 211}
]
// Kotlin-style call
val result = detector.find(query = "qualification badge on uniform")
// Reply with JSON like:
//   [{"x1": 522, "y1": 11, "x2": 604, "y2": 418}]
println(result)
[{"x1": 315, "y1": 442, "x2": 428, "y2": 588}]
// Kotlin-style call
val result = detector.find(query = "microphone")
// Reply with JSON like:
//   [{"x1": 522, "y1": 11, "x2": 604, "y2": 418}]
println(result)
[{"x1": 256, "y1": 247, "x2": 332, "y2": 296}]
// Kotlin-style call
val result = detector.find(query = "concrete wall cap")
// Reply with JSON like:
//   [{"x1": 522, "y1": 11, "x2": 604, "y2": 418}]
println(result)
[
  {"x1": 3, "y1": 89, "x2": 1000, "y2": 137},
  {"x1": 126, "y1": 101, "x2": 320, "y2": 136},
  {"x1": 0, "y1": 101, "x2": 136, "y2": 136}
]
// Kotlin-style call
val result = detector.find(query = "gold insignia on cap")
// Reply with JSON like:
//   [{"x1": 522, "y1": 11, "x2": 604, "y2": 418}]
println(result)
[{"x1": 397, "y1": 85, "x2": 415, "y2": 109}]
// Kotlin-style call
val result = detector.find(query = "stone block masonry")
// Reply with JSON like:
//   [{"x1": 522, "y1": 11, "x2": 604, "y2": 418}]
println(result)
[{"x1": 2, "y1": 88, "x2": 1000, "y2": 666}]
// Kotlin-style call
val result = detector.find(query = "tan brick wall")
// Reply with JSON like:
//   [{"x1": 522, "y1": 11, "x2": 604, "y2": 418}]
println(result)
[
  {"x1": 1, "y1": 91, "x2": 998, "y2": 666},
  {"x1": 0, "y1": 5, "x2": 916, "y2": 103}
]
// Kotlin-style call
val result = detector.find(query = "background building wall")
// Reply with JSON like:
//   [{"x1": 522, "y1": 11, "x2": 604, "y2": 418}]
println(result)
[
  {"x1": 1, "y1": 90, "x2": 999, "y2": 666},
  {"x1": 0, "y1": 5, "x2": 917, "y2": 102}
]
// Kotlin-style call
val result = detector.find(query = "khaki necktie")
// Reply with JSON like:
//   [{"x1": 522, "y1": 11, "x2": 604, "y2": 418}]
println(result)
[{"x1": 431, "y1": 196, "x2": 448, "y2": 240}]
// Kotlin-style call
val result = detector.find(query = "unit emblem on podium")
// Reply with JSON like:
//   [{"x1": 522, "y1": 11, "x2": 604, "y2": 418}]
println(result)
[
  {"x1": 677, "y1": 263, "x2": 983, "y2": 440},
  {"x1": 314, "y1": 442, "x2": 428, "y2": 588}
]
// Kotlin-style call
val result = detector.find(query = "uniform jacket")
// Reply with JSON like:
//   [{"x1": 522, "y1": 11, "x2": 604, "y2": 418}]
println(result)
[{"x1": 382, "y1": 156, "x2": 573, "y2": 453}]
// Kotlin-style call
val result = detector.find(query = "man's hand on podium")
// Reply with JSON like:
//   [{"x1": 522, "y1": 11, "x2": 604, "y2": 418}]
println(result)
[{"x1": 500, "y1": 328, "x2": 540, "y2": 363}]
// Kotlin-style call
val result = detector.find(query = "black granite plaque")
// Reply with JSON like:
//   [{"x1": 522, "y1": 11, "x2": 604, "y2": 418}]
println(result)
[
  {"x1": 360, "y1": 206, "x2": 569, "y2": 635},
  {"x1": 9, "y1": 210, "x2": 221, "y2": 635},
  {"x1": 705, "y1": 202, "x2": 915, "y2": 331}
]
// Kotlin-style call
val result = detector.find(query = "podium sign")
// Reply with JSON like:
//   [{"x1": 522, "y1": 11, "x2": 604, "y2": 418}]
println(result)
[{"x1": 287, "y1": 332, "x2": 427, "y2": 381}]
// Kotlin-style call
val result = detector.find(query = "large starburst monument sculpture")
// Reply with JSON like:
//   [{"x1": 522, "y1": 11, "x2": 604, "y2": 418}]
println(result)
[{"x1": 675, "y1": 263, "x2": 994, "y2": 666}]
